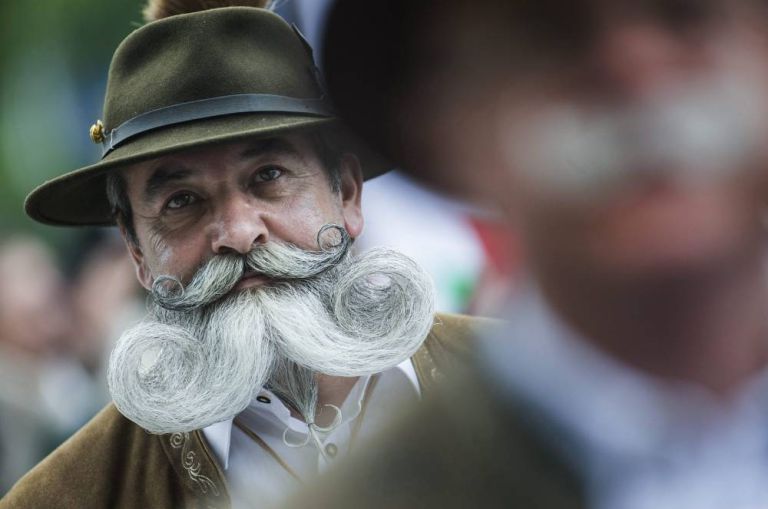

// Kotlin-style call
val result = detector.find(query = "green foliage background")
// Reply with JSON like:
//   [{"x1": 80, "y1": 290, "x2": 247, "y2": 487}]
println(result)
[{"x1": 0, "y1": 1, "x2": 145, "y2": 250}]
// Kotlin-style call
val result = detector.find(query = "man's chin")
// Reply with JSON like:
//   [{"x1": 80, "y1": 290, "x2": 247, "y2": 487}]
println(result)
[{"x1": 587, "y1": 229, "x2": 755, "y2": 280}]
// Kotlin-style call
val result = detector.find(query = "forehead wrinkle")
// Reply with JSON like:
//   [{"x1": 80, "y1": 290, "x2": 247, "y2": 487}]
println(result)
[{"x1": 239, "y1": 137, "x2": 309, "y2": 166}]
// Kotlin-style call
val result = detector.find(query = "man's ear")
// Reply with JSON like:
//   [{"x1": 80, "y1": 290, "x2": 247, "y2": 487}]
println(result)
[
  {"x1": 117, "y1": 221, "x2": 152, "y2": 291},
  {"x1": 338, "y1": 153, "x2": 364, "y2": 238}
]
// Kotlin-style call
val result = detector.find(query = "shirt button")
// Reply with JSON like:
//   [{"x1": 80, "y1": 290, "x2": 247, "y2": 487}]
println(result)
[
  {"x1": 256, "y1": 395, "x2": 271, "y2": 404},
  {"x1": 325, "y1": 443, "x2": 338, "y2": 458}
]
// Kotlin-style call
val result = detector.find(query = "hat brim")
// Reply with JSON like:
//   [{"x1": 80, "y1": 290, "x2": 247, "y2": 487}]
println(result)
[{"x1": 25, "y1": 112, "x2": 391, "y2": 226}]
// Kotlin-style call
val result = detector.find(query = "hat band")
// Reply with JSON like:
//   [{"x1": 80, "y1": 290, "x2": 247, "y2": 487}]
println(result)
[{"x1": 101, "y1": 93, "x2": 334, "y2": 157}]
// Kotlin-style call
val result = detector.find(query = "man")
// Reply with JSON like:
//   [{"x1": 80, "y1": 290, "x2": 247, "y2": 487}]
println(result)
[
  {"x1": 0, "y1": 4, "x2": 486, "y2": 509},
  {"x1": 287, "y1": 0, "x2": 768, "y2": 507}
]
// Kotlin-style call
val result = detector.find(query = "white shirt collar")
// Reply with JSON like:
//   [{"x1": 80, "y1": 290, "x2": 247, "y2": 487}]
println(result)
[
  {"x1": 202, "y1": 358, "x2": 419, "y2": 470},
  {"x1": 481, "y1": 285, "x2": 768, "y2": 474}
]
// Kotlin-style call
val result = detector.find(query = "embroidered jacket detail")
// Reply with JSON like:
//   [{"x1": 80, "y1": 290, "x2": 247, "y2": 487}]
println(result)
[{"x1": 169, "y1": 432, "x2": 221, "y2": 497}]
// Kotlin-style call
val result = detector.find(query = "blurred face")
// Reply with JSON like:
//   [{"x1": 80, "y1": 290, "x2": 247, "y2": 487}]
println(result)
[
  {"x1": 0, "y1": 239, "x2": 70, "y2": 353},
  {"x1": 512, "y1": 2, "x2": 768, "y2": 276},
  {"x1": 120, "y1": 133, "x2": 364, "y2": 289},
  {"x1": 409, "y1": 0, "x2": 768, "y2": 277}
]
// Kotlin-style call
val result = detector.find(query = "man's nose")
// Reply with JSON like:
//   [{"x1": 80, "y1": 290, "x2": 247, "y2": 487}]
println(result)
[
  {"x1": 208, "y1": 195, "x2": 268, "y2": 255},
  {"x1": 593, "y1": 22, "x2": 693, "y2": 100}
]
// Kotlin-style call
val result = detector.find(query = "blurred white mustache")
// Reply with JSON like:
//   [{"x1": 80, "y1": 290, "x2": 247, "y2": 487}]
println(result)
[{"x1": 509, "y1": 73, "x2": 768, "y2": 197}]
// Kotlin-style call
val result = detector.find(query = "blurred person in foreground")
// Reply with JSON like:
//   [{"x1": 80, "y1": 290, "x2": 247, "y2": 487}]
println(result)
[
  {"x1": 284, "y1": 1, "x2": 768, "y2": 508},
  {"x1": 0, "y1": 2, "x2": 489, "y2": 508}
]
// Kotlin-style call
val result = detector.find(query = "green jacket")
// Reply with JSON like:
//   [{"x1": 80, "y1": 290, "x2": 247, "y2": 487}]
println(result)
[{"x1": 0, "y1": 313, "x2": 484, "y2": 509}]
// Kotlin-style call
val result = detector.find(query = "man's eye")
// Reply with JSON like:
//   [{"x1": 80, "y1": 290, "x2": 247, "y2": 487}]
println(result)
[
  {"x1": 165, "y1": 192, "x2": 197, "y2": 210},
  {"x1": 253, "y1": 166, "x2": 284, "y2": 183}
]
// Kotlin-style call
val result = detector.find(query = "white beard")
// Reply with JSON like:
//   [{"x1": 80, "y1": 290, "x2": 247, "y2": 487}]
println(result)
[{"x1": 108, "y1": 227, "x2": 435, "y2": 434}]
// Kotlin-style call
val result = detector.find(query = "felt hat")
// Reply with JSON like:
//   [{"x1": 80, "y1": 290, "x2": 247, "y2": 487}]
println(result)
[{"x1": 25, "y1": 6, "x2": 388, "y2": 226}]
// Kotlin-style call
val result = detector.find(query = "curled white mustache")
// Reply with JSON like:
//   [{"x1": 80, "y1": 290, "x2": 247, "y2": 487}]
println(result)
[
  {"x1": 108, "y1": 224, "x2": 436, "y2": 434},
  {"x1": 108, "y1": 291, "x2": 276, "y2": 434},
  {"x1": 152, "y1": 224, "x2": 351, "y2": 311},
  {"x1": 264, "y1": 249, "x2": 436, "y2": 376}
]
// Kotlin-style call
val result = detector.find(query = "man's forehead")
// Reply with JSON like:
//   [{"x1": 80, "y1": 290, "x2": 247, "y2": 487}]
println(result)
[
  {"x1": 122, "y1": 134, "x2": 315, "y2": 188},
  {"x1": 149, "y1": 135, "x2": 308, "y2": 169}
]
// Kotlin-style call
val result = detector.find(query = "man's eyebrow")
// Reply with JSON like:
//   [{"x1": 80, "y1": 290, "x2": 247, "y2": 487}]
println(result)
[
  {"x1": 240, "y1": 138, "x2": 305, "y2": 161},
  {"x1": 143, "y1": 166, "x2": 195, "y2": 202}
]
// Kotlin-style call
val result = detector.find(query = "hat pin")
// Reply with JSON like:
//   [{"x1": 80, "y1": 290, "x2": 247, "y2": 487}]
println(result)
[{"x1": 89, "y1": 120, "x2": 105, "y2": 144}]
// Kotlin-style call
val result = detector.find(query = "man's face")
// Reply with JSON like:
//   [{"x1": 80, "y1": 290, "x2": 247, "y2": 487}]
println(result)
[
  {"x1": 106, "y1": 133, "x2": 436, "y2": 434},
  {"x1": 0, "y1": 238, "x2": 70, "y2": 354},
  {"x1": 407, "y1": 0, "x2": 768, "y2": 277},
  {"x1": 402, "y1": 0, "x2": 768, "y2": 280},
  {"x1": 120, "y1": 133, "x2": 363, "y2": 289},
  {"x1": 507, "y1": 2, "x2": 768, "y2": 277}
]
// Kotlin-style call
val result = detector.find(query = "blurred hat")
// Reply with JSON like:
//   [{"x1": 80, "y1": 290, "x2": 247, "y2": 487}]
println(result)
[
  {"x1": 323, "y1": 0, "x2": 424, "y2": 181},
  {"x1": 26, "y1": 6, "x2": 388, "y2": 227},
  {"x1": 323, "y1": 0, "x2": 487, "y2": 195},
  {"x1": 323, "y1": 0, "x2": 540, "y2": 197}
]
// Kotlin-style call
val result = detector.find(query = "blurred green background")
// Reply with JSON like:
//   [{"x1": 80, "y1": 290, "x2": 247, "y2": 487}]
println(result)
[{"x1": 0, "y1": 1, "x2": 146, "y2": 250}]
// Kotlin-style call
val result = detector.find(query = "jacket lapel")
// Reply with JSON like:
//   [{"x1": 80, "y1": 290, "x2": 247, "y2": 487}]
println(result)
[{"x1": 159, "y1": 430, "x2": 230, "y2": 508}]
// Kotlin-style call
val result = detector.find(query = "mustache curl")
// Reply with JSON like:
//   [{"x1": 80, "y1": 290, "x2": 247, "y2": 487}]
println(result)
[
  {"x1": 108, "y1": 223, "x2": 436, "y2": 434},
  {"x1": 151, "y1": 224, "x2": 351, "y2": 311},
  {"x1": 107, "y1": 300, "x2": 276, "y2": 434},
  {"x1": 264, "y1": 248, "x2": 436, "y2": 376}
]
